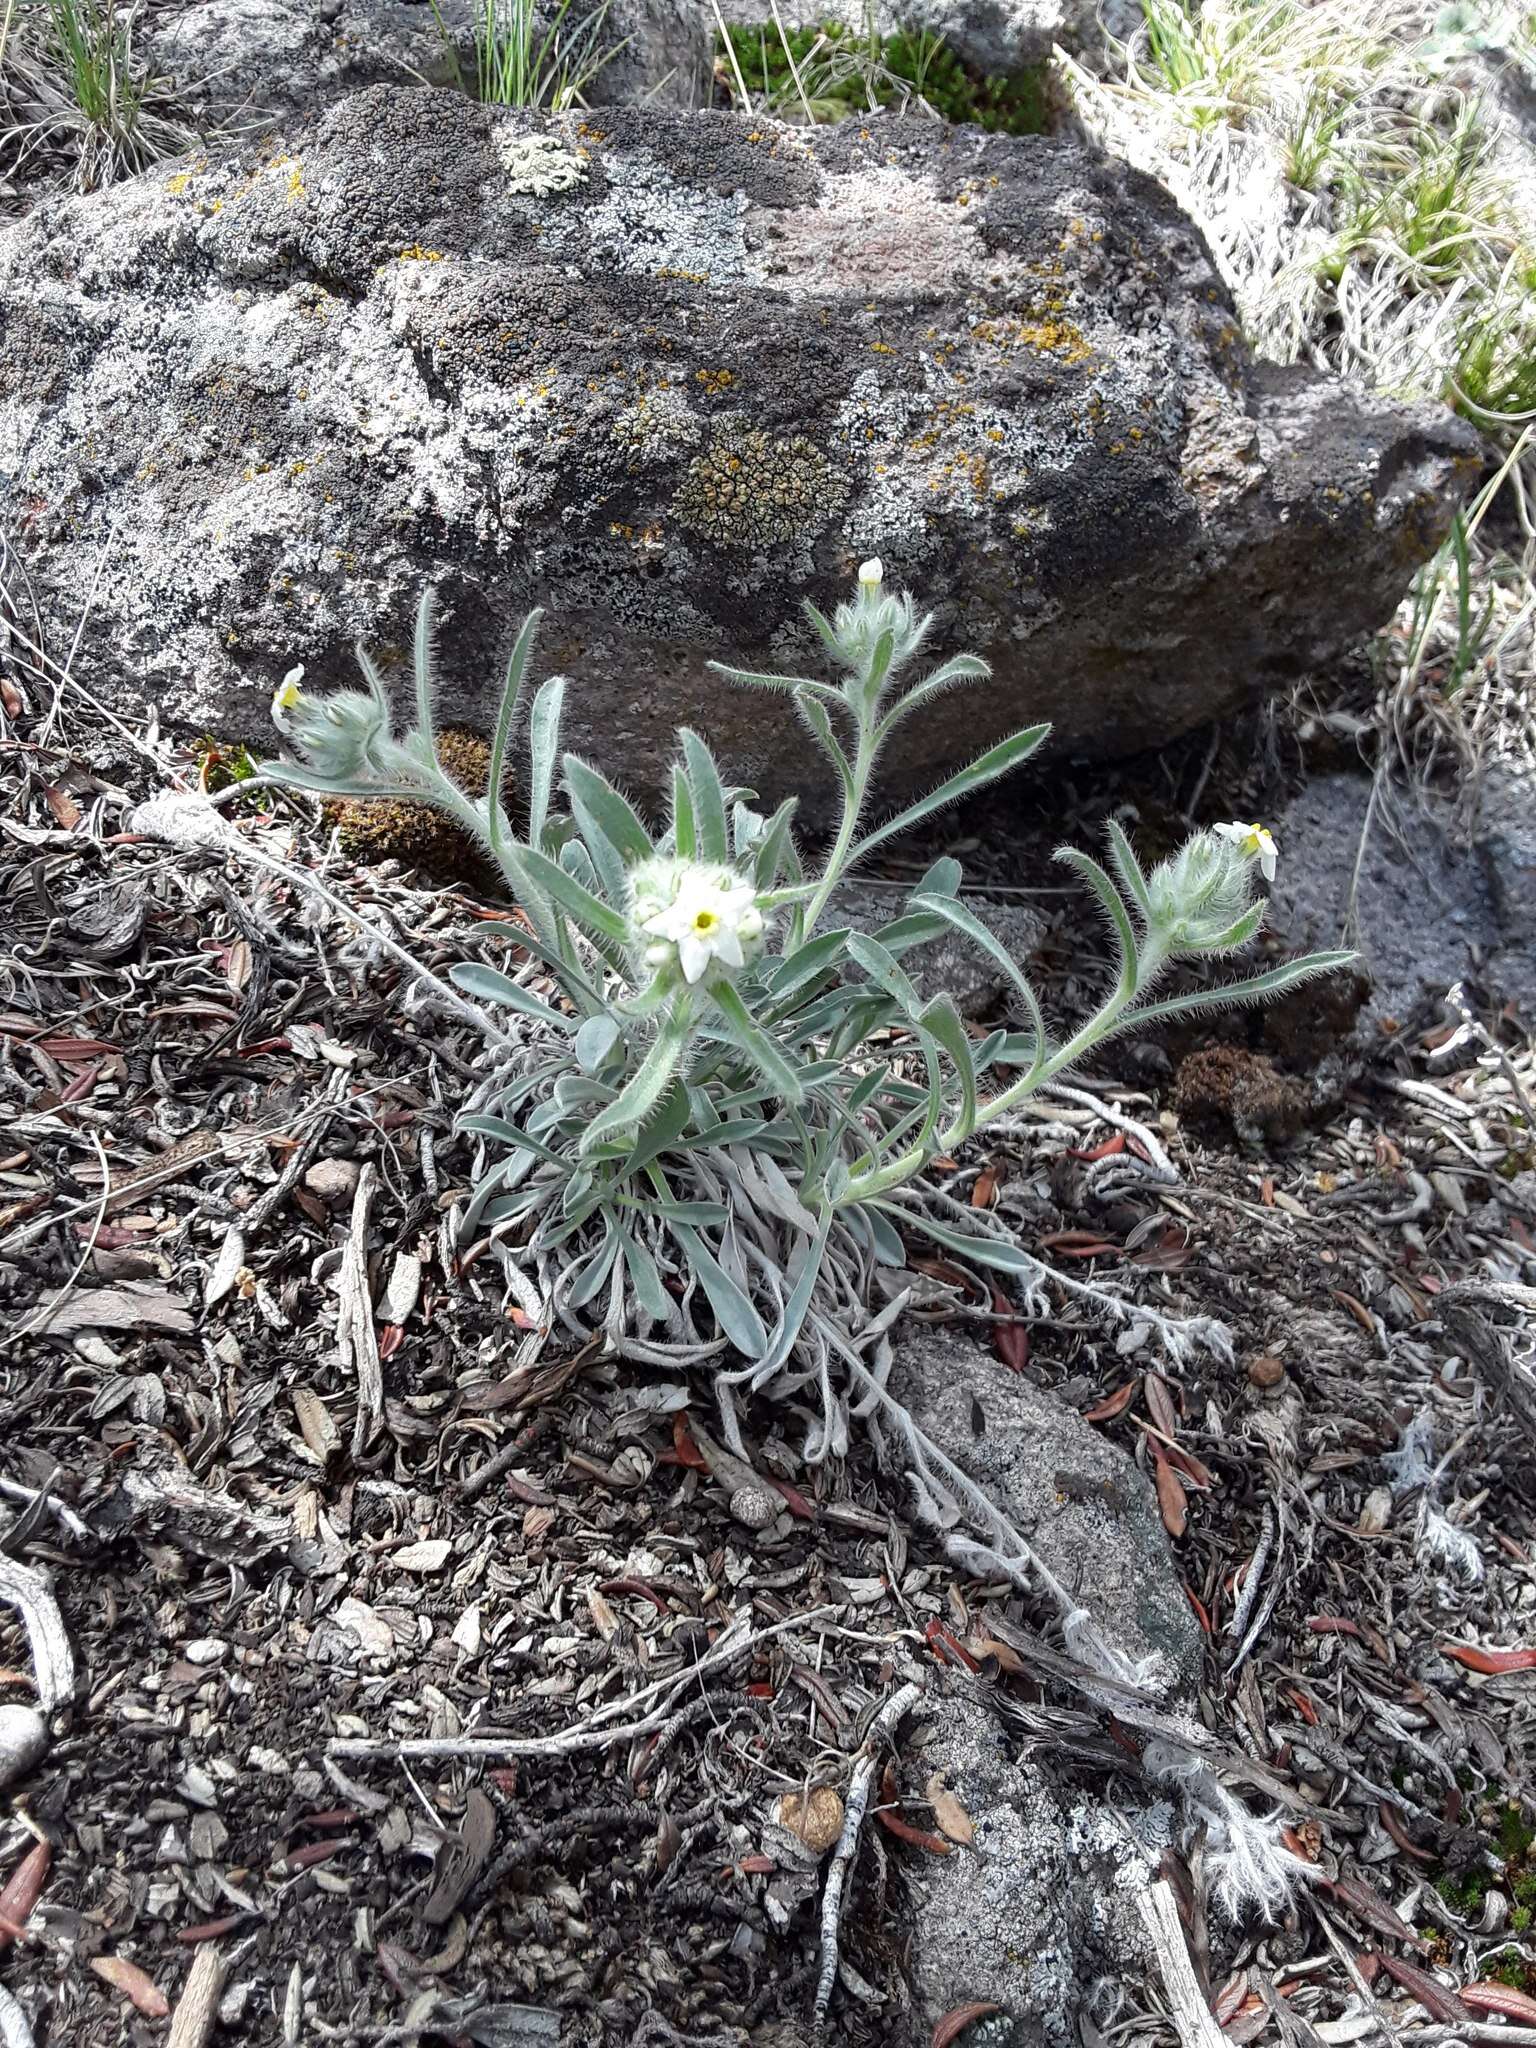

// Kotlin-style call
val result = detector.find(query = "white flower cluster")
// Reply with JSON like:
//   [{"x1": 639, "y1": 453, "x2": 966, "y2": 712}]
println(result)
[{"x1": 629, "y1": 859, "x2": 766, "y2": 985}]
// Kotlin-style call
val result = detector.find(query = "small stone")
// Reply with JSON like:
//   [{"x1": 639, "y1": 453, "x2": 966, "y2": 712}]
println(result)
[
  {"x1": 304, "y1": 1158, "x2": 361, "y2": 1206},
  {"x1": 0, "y1": 1705, "x2": 48, "y2": 1790},
  {"x1": 774, "y1": 1787, "x2": 844, "y2": 1856},
  {"x1": 1248, "y1": 1354, "x2": 1286, "y2": 1390},
  {"x1": 729, "y1": 1484, "x2": 777, "y2": 1531}
]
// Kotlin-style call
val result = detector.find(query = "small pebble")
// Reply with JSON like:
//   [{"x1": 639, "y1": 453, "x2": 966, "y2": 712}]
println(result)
[
  {"x1": 1248, "y1": 1354, "x2": 1286, "y2": 1390},
  {"x1": 304, "y1": 1158, "x2": 361, "y2": 1206},
  {"x1": 0, "y1": 1704, "x2": 47, "y2": 1790}
]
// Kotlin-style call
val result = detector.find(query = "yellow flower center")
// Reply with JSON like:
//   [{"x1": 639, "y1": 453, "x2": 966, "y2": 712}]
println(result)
[{"x1": 692, "y1": 910, "x2": 718, "y2": 934}]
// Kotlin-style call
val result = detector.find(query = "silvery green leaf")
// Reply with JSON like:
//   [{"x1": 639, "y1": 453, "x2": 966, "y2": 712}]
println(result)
[
  {"x1": 1055, "y1": 847, "x2": 1139, "y2": 1002},
  {"x1": 1121, "y1": 952, "x2": 1358, "y2": 1032},
  {"x1": 574, "y1": 1015, "x2": 622, "y2": 1073},
  {"x1": 910, "y1": 893, "x2": 1048, "y2": 1071},
  {"x1": 1103, "y1": 818, "x2": 1152, "y2": 923},
  {"x1": 680, "y1": 730, "x2": 729, "y2": 862},
  {"x1": 615, "y1": 1226, "x2": 673, "y2": 1322},
  {"x1": 581, "y1": 1005, "x2": 693, "y2": 1153},
  {"x1": 518, "y1": 842, "x2": 630, "y2": 945},
  {"x1": 671, "y1": 764, "x2": 696, "y2": 859},
  {"x1": 567, "y1": 1223, "x2": 622, "y2": 1308},
  {"x1": 413, "y1": 588, "x2": 439, "y2": 758},
  {"x1": 485, "y1": 606, "x2": 543, "y2": 853},
  {"x1": 885, "y1": 1208, "x2": 1041, "y2": 1274},
  {"x1": 850, "y1": 723, "x2": 1051, "y2": 860},
  {"x1": 752, "y1": 797, "x2": 802, "y2": 890},
  {"x1": 793, "y1": 691, "x2": 853, "y2": 799},
  {"x1": 527, "y1": 673, "x2": 566, "y2": 848},
  {"x1": 450, "y1": 963, "x2": 568, "y2": 1027},
  {"x1": 708, "y1": 981, "x2": 805, "y2": 1105},
  {"x1": 707, "y1": 658, "x2": 844, "y2": 704},
  {"x1": 670, "y1": 1222, "x2": 768, "y2": 1358}
]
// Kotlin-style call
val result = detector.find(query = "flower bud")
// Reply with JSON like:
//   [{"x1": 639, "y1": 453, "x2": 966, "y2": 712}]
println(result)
[
  {"x1": 271, "y1": 680, "x2": 396, "y2": 782},
  {"x1": 1147, "y1": 829, "x2": 1261, "y2": 952}
]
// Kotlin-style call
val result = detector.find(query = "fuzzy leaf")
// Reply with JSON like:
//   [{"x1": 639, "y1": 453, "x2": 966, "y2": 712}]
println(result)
[
  {"x1": 1054, "y1": 847, "x2": 1139, "y2": 1003},
  {"x1": 680, "y1": 729, "x2": 729, "y2": 862},
  {"x1": 670, "y1": 1222, "x2": 768, "y2": 1358},
  {"x1": 450, "y1": 962, "x2": 568, "y2": 1027},
  {"x1": 851, "y1": 723, "x2": 1051, "y2": 861}
]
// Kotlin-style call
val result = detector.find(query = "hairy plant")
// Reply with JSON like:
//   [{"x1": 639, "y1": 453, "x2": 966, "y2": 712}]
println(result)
[
  {"x1": 263, "y1": 566, "x2": 1348, "y2": 1912},
  {"x1": 264, "y1": 568, "x2": 1347, "y2": 1448}
]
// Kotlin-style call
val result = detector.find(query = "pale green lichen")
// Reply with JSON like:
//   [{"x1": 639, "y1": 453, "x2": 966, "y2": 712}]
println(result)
[
  {"x1": 496, "y1": 132, "x2": 586, "y2": 198},
  {"x1": 673, "y1": 425, "x2": 845, "y2": 546}
]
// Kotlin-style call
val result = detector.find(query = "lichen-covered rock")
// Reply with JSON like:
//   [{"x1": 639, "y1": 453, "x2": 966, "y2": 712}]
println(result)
[
  {"x1": 0, "y1": 91, "x2": 1475, "y2": 810},
  {"x1": 904, "y1": 1687, "x2": 1165, "y2": 2046},
  {"x1": 889, "y1": 1325, "x2": 1202, "y2": 1696}
]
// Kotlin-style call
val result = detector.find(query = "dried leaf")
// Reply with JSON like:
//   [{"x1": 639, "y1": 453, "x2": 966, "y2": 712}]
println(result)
[
  {"x1": 931, "y1": 2004, "x2": 1003, "y2": 2047},
  {"x1": 1319, "y1": 1874, "x2": 1431, "y2": 1955},
  {"x1": 1462, "y1": 1982, "x2": 1536, "y2": 2022},
  {"x1": 989, "y1": 1287, "x2": 1028, "y2": 1373},
  {"x1": 926, "y1": 1772, "x2": 975, "y2": 1847},
  {"x1": 204, "y1": 1230, "x2": 246, "y2": 1309},
  {"x1": 1143, "y1": 1372, "x2": 1179, "y2": 1437},
  {"x1": 1368, "y1": 1950, "x2": 1470, "y2": 2022},
  {"x1": 43, "y1": 785, "x2": 81, "y2": 830},
  {"x1": 775, "y1": 1787, "x2": 844, "y2": 1855},
  {"x1": 970, "y1": 1166, "x2": 998, "y2": 1208},
  {"x1": 1152, "y1": 1449, "x2": 1187, "y2": 1538},
  {"x1": 291, "y1": 1388, "x2": 340, "y2": 1465},
  {"x1": 0, "y1": 1839, "x2": 50, "y2": 1949},
  {"x1": 392, "y1": 1539, "x2": 451, "y2": 1574},
  {"x1": 90, "y1": 1955, "x2": 170, "y2": 2018},
  {"x1": 33, "y1": 1283, "x2": 193, "y2": 1337},
  {"x1": 1444, "y1": 1644, "x2": 1536, "y2": 1674},
  {"x1": 1083, "y1": 1381, "x2": 1137, "y2": 1423}
]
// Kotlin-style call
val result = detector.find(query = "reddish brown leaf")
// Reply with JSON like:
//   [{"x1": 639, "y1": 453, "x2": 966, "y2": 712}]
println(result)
[
  {"x1": 1318, "y1": 1874, "x2": 1431, "y2": 1955},
  {"x1": 90, "y1": 1956, "x2": 169, "y2": 2018},
  {"x1": 671, "y1": 1414, "x2": 709, "y2": 1470},
  {"x1": 931, "y1": 2004, "x2": 1003, "y2": 2047},
  {"x1": 1152, "y1": 1448, "x2": 1187, "y2": 1538},
  {"x1": 43, "y1": 785, "x2": 81, "y2": 830},
  {"x1": 1082, "y1": 1381, "x2": 1138, "y2": 1423},
  {"x1": 875, "y1": 1807, "x2": 952, "y2": 1855},
  {"x1": 924, "y1": 1619, "x2": 981, "y2": 1673},
  {"x1": 970, "y1": 1166, "x2": 998, "y2": 1208},
  {"x1": 0, "y1": 1841, "x2": 50, "y2": 1951},
  {"x1": 1186, "y1": 1587, "x2": 1211, "y2": 1633},
  {"x1": 176, "y1": 1913, "x2": 249, "y2": 1944},
  {"x1": 766, "y1": 1475, "x2": 816, "y2": 1521},
  {"x1": 1462, "y1": 1982, "x2": 1536, "y2": 2023},
  {"x1": 1143, "y1": 1372, "x2": 1179, "y2": 1437},
  {"x1": 1283, "y1": 1687, "x2": 1319, "y2": 1726},
  {"x1": 1368, "y1": 1951, "x2": 1471, "y2": 2022},
  {"x1": 1443, "y1": 1643, "x2": 1536, "y2": 1674},
  {"x1": 1161, "y1": 1440, "x2": 1214, "y2": 1489},
  {"x1": 989, "y1": 1287, "x2": 1029, "y2": 1374},
  {"x1": 926, "y1": 1772, "x2": 975, "y2": 1847},
  {"x1": 1212, "y1": 1974, "x2": 1249, "y2": 2025},
  {"x1": 1378, "y1": 1802, "x2": 1437, "y2": 1864},
  {"x1": 1332, "y1": 1289, "x2": 1377, "y2": 1333}
]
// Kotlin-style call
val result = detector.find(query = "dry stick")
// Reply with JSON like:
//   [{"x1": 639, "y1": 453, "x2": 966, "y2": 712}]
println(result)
[
  {"x1": 339, "y1": 1163, "x2": 383, "y2": 1458},
  {"x1": 811, "y1": 1678, "x2": 923, "y2": 2040},
  {"x1": 1136, "y1": 1880, "x2": 1227, "y2": 2048},
  {"x1": 328, "y1": 1606, "x2": 835, "y2": 1762},
  {"x1": 0, "y1": 1554, "x2": 73, "y2": 1713},
  {"x1": 167, "y1": 1942, "x2": 227, "y2": 2048}
]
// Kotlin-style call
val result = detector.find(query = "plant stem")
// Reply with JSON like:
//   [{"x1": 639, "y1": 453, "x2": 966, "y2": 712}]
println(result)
[{"x1": 799, "y1": 698, "x2": 877, "y2": 941}]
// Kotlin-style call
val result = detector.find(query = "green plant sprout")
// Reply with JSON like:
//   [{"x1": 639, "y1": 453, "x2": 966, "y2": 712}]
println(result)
[{"x1": 263, "y1": 564, "x2": 1350, "y2": 1454}]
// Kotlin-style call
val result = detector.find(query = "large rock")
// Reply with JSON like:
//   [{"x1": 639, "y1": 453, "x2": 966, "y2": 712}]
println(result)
[{"x1": 0, "y1": 91, "x2": 1475, "y2": 809}]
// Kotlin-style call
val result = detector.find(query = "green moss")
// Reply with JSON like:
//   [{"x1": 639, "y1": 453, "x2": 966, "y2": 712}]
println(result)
[
  {"x1": 1436, "y1": 1800, "x2": 1536, "y2": 1922},
  {"x1": 1490, "y1": 1946, "x2": 1536, "y2": 1993},
  {"x1": 321, "y1": 728, "x2": 500, "y2": 877},
  {"x1": 719, "y1": 19, "x2": 1051, "y2": 135},
  {"x1": 195, "y1": 734, "x2": 258, "y2": 793},
  {"x1": 673, "y1": 425, "x2": 845, "y2": 546}
]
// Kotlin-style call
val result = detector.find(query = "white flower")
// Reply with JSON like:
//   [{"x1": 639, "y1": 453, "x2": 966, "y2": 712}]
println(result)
[
  {"x1": 637, "y1": 866, "x2": 764, "y2": 984},
  {"x1": 1213, "y1": 820, "x2": 1278, "y2": 884},
  {"x1": 272, "y1": 666, "x2": 306, "y2": 718},
  {"x1": 858, "y1": 557, "x2": 883, "y2": 591}
]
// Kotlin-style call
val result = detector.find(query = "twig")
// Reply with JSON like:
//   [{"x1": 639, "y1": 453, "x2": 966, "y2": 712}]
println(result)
[
  {"x1": 328, "y1": 1607, "x2": 834, "y2": 1761},
  {"x1": 1136, "y1": 1879, "x2": 1226, "y2": 2048},
  {"x1": 0, "y1": 1553, "x2": 73, "y2": 1712},
  {"x1": 167, "y1": 1941, "x2": 227, "y2": 2048},
  {"x1": 339, "y1": 1164, "x2": 383, "y2": 1458},
  {"x1": 811, "y1": 1678, "x2": 923, "y2": 2040}
]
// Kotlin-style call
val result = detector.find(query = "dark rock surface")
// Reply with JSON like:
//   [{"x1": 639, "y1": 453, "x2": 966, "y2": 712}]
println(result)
[{"x1": 0, "y1": 90, "x2": 1476, "y2": 806}]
